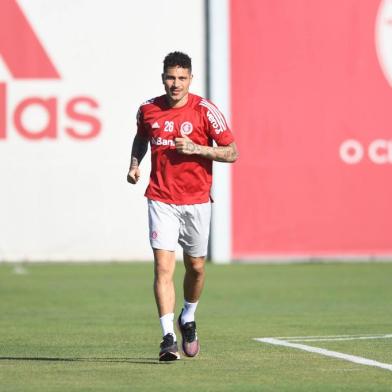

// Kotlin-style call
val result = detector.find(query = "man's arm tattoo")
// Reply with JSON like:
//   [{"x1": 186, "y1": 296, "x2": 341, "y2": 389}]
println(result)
[
  {"x1": 186, "y1": 141, "x2": 197, "y2": 153},
  {"x1": 130, "y1": 135, "x2": 148, "y2": 168},
  {"x1": 195, "y1": 142, "x2": 238, "y2": 163}
]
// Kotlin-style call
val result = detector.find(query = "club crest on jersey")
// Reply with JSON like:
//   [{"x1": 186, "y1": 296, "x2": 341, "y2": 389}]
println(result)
[{"x1": 180, "y1": 121, "x2": 193, "y2": 136}]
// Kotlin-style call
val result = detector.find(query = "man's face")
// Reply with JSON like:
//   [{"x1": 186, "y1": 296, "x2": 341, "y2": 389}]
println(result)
[{"x1": 162, "y1": 66, "x2": 192, "y2": 107}]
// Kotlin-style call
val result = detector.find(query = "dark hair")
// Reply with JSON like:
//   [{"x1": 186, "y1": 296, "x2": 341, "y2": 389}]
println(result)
[{"x1": 163, "y1": 51, "x2": 192, "y2": 73}]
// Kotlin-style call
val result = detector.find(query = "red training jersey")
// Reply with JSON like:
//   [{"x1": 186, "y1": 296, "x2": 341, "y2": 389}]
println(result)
[{"x1": 136, "y1": 93, "x2": 235, "y2": 205}]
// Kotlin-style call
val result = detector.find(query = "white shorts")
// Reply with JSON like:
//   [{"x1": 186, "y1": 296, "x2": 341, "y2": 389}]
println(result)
[{"x1": 148, "y1": 199, "x2": 211, "y2": 257}]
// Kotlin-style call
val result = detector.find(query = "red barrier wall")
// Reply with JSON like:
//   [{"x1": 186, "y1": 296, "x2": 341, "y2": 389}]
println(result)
[{"x1": 231, "y1": 0, "x2": 392, "y2": 258}]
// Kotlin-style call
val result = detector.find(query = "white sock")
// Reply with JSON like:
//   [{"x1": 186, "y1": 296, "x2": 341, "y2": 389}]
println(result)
[
  {"x1": 181, "y1": 301, "x2": 199, "y2": 324},
  {"x1": 159, "y1": 313, "x2": 176, "y2": 340}
]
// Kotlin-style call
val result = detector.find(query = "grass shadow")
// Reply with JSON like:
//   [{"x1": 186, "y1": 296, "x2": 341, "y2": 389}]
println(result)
[{"x1": 0, "y1": 356, "x2": 171, "y2": 365}]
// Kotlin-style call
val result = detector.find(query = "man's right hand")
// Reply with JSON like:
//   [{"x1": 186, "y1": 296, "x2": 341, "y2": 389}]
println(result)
[{"x1": 127, "y1": 167, "x2": 140, "y2": 184}]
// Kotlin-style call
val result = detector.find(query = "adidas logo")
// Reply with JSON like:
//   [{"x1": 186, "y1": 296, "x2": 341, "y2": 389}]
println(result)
[{"x1": 152, "y1": 122, "x2": 160, "y2": 129}]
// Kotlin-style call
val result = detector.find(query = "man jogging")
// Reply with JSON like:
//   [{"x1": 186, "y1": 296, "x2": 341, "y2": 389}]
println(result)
[{"x1": 127, "y1": 51, "x2": 238, "y2": 361}]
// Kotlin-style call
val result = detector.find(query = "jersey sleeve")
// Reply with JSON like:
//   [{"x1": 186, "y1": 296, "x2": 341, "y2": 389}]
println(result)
[
  {"x1": 200, "y1": 99, "x2": 235, "y2": 146},
  {"x1": 136, "y1": 106, "x2": 148, "y2": 138}
]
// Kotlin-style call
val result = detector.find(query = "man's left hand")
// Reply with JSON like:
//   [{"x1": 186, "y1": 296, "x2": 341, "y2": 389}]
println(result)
[{"x1": 175, "y1": 137, "x2": 199, "y2": 155}]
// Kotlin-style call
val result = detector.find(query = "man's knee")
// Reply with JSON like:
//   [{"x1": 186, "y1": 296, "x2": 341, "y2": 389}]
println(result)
[
  {"x1": 154, "y1": 249, "x2": 175, "y2": 282},
  {"x1": 155, "y1": 261, "x2": 175, "y2": 282},
  {"x1": 185, "y1": 256, "x2": 205, "y2": 277}
]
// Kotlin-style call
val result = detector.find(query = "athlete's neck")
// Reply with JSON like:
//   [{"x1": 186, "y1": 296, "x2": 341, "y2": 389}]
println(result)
[{"x1": 166, "y1": 93, "x2": 189, "y2": 109}]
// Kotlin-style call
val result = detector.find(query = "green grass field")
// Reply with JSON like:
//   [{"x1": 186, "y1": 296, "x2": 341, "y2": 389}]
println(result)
[{"x1": 1, "y1": 262, "x2": 392, "y2": 391}]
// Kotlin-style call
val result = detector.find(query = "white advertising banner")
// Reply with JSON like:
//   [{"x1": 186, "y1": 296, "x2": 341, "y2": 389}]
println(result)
[{"x1": 0, "y1": 0, "x2": 206, "y2": 261}]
